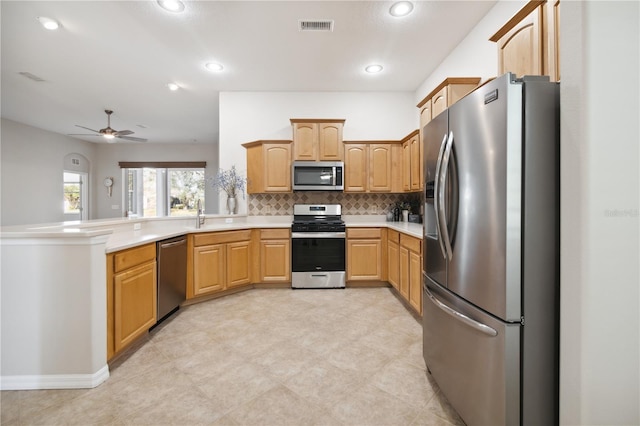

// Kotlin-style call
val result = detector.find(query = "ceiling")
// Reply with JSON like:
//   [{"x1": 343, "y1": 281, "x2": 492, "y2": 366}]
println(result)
[{"x1": 1, "y1": 1, "x2": 496, "y2": 145}]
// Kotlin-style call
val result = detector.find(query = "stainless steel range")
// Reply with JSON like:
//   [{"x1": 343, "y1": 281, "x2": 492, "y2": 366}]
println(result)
[{"x1": 291, "y1": 204, "x2": 346, "y2": 289}]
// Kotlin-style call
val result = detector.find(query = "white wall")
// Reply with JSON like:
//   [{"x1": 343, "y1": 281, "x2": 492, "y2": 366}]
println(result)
[
  {"x1": 560, "y1": 2, "x2": 639, "y2": 425},
  {"x1": 0, "y1": 118, "x2": 97, "y2": 226},
  {"x1": 414, "y1": 0, "x2": 526, "y2": 104},
  {"x1": 93, "y1": 142, "x2": 219, "y2": 218},
  {"x1": 218, "y1": 91, "x2": 417, "y2": 214}
]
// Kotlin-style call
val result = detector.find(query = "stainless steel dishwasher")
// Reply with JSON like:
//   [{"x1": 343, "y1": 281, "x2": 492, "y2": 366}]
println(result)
[{"x1": 156, "y1": 235, "x2": 187, "y2": 325}]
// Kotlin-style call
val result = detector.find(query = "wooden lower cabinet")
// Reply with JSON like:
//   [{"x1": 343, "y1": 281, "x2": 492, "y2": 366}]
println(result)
[
  {"x1": 107, "y1": 242, "x2": 157, "y2": 360},
  {"x1": 387, "y1": 231, "x2": 423, "y2": 315},
  {"x1": 227, "y1": 240, "x2": 251, "y2": 288},
  {"x1": 193, "y1": 244, "x2": 225, "y2": 295},
  {"x1": 259, "y1": 229, "x2": 291, "y2": 283},
  {"x1": 346, "y1": 228, "x2": 384, "y2": 281},
  {"x1": 189, "y1": 230, "x2": 252, "y2": 297},
  {"x1": 114, "y1": 261, "x2": 157, "y2": 353},
  {"x1": 408, "y1": 250, "x2": 422, "y2": 314},
  {"x1": 387, "y1": 230, "x2": 400, "y2": 289},
  {"x1": 401, "y1": 234, "x2": 423, "y2": 315}
]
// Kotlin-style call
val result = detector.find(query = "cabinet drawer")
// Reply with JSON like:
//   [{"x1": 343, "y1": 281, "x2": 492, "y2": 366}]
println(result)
[
  {"x1": 193, "y1": 230, "x2": 252, "y2": 246},
  {"x1": 347, "y1": 228, "x2": 382, "y2": 239},
  {"x1": 114, "y1": 243, "x2": 156, "y2": 273},
  {"x1": 400, "y1": 234, "x2": 422, "y2": 253},
  {"x1": 260, "y1": 228, "x2": 290, "y2": 240},
  {"x1": 388, "y1": 229, "x2": 400, "y2": 244}
]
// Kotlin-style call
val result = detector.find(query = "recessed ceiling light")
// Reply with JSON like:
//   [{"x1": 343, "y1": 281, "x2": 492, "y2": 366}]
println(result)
[
  {"x1": 365, "y1": 64, "x2": 383, "y2": 74},
  {"x1": 205, "y1": 62, "x2": 224, "y2": 72},
  {"x1": 167, "y1": 83, "x2": 180, "y2": 91},
  {"x1": 36, "y1": 16, "x2": 60, "y2": 30},
  {"x1": 157, "y1": 0, "x2": 185, "y2": 13},
  {"x1": 389, "y1": 1, "x2": 414, "y2": 17}
]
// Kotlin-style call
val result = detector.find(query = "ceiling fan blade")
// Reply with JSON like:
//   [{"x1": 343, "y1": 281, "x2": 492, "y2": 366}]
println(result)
[
  {"x1": 75, "y1": 125, "x2": 100, "y2": 133},
  {"x1": 114, "y1": 130, "x2": 134, "y2": 136},
  {"x1": 117, "y1": 135, "x2": 148, "y2": 142}
]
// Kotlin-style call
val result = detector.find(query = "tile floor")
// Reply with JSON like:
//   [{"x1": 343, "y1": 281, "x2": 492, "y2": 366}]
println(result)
[{"x1": 1, "y1": 287, "x2": 464, "y2": 426}]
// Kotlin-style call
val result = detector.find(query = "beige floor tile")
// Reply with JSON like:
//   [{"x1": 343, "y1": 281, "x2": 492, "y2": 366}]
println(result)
[
  {"x1": 283, "y1": 358, "x2": 365, "y2": 407},
  {"x1": 227, "y1": 385, "x2": 342, "y2": 426},
  {"x1": 370, "y1": 359, "x2": 437, "y2": 409},
  {"x1": 194, "y1": 362, "x2": 278, "y2": 415},
  {"x1": 329, "y1": 382, "x2": 422, "y2": 426},
  {"x1": 249, "y1": 339, "x2": 322, "y2": 382},
  {"x1": 0, "y1": 287, "x2": 465, "y2": 426},
  {"x1": 357, "y1": 326, "x2": 419, "y2": 358},
  {"x1": 0, "y1": 390, "x2": 20, "y2": 425},
  {"x1": 325, "y1": 340, "x2": 391, "y2": 374},
  {"x1": 419, "y1": 390, "x2": 466, "y2": 425},
  {"x1": 123, "y1": 384, "x2": 223, "y2": 425}
]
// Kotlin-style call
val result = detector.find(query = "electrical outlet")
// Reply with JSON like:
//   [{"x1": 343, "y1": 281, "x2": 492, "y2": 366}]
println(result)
[
  {"x1": 225, "y1": 218, "x2": 233, "y2": 224},
  {"x1": 133, "y1": 223, "x2": 141, "y2": 231},
  {"x1": 265, "y1": 206, "x2": 271, "y2": 214},
  {"x1": 111, "y1": 205, "x2": 119, "y2": 210}
]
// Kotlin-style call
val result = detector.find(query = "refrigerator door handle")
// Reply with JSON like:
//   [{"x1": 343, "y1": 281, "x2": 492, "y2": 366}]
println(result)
[
  {"x1": 439, "y1": 131, "x2": 454, "y2": 260},
  {"x1": 433, "y1": 133, "x2": 448, "y2": 259},
  {"x1": 424, "y1": 283, "x2": 498, "y2": 337}
]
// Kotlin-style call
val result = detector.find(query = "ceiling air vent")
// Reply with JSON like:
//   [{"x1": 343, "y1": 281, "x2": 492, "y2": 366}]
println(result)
[
  {"x1": 299, "y1": 19, "x2": 334, "y2": 32},
  {"x1": 19, "y1": 71, "x2": 45, "y2": 82}
]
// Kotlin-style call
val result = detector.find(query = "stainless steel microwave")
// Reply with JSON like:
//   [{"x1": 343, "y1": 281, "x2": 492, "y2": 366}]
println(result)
[{"x1": 292, "y1": 161, "x2": 344, "y2": 191}]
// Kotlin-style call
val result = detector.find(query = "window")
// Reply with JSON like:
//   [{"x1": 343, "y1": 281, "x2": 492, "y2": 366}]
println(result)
[
  {"x1": 122, "y1": 164, "x2": 205, "y2": 218},
  {"x1": 63, "y1": 171, "x2": 87, "y2": 220}
]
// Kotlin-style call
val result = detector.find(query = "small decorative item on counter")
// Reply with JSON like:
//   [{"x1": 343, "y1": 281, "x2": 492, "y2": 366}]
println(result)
[
  {"x1": 208, "y1": 165, "x2": 247, "y2": 214},
  {"x1": 397, "y1": 201, "x2": 411, "y2": 222}
]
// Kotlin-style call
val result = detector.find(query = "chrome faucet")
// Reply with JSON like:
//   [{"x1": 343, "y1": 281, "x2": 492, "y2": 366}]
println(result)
[{"x1": 196, "y1": 199, "x2": 205, "y2": 229}]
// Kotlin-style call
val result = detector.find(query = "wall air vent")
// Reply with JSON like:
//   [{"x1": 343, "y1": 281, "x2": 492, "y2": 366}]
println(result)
[
  {"x1": 298, "y1": 19, "x2": 334, "y2": 32},
  {"x1": 19, "y1": 72, "x2": 45, "y2": 82}
]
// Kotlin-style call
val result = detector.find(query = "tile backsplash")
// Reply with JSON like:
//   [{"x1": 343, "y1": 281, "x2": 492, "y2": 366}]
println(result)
[{"x1": 248, "y1": 192, "x2": 423, "y2": 216}]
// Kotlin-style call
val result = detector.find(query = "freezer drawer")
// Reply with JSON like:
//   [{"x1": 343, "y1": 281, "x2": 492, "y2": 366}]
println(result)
[{"x1": 423, "y1": 276, "x2": 520, "y2": 425}]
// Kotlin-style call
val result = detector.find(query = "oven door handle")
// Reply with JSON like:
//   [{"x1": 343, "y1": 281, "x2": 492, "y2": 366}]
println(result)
[{"x1": 291, "y1": 232, "x2": 346, "y2": 239}]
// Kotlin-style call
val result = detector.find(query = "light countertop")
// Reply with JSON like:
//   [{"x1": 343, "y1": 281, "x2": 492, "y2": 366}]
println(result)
[{"x1": 1, "y1": 214, "x2": 423, "y2": 252}]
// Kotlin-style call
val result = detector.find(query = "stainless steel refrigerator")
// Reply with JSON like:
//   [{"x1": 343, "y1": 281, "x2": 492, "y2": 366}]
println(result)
[{"x1": 422, "y1": 73, "x2": 559, "y2": 425}]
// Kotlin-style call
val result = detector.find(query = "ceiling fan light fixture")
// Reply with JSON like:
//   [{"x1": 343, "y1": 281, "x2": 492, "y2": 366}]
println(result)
[
  {"x1": 389, "y1": 1, "x2": 414, "y2": 17},
  {"x1": 36, "y1": 16, "x2": 60, "y2": 30},
  {"x1": 103, "y1": 134, "x2": 115, "y2": 140},
  {"x1": 205, "y1": 62, "x2": 224, "y2": 72},
  {"x1": 365, "y1": 64, "x2": 383, "y2": 74},
  {"x1": 167, "y1": 83, "x2": 180, "y2": 91},
  {"x1": 157, "y1": 0, "x2": 185, "y2": 13}
]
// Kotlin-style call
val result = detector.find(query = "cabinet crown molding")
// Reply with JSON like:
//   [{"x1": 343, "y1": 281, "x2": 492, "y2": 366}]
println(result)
[
  {"x1": 290, "y1": 118, "x2": 346, "y2": 124},
  {"x1": 241, "y1": 140, "x2": 292, "y2": 148},
  {"x1": 489, "y1": 0, "x2": 546, "y2": 42},
  {"x1": 417, "y1": 77, "x2": 482, "y2": 108}
]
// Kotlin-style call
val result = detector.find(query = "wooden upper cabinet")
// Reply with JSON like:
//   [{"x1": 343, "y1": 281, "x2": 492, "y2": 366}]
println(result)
[
  {"x1": 292, "y1": 122, "x2": 317, "y2": 160},
  {"x1": 419, "y1": 99, "x2": 432, "y2": 130},
  {"x1": 490, "y1": 0, "x2": 560, "y2": 82},
  {"x1": 369, "y1": 144, "x2": 392, "y2": 192},
  {"x1": 399, "y1": 130, "x2": 420, "y2": 192},
  {"x1": 243, "y1": 140, "x2": 292, "y2": 193},
  {"x1": 344, "y1": 142, "x2": 402, "y2": 193},
  {"x1": 344, "y1": 143, "x2": 367, "y2": 192},
  {"x1": 318, "y1": 123, "x2": 344, "y2": 161},
  {"x1": 290, "y1": 119, "x2": 345, "y2": 161},
  {"x1": 545, "y1": 0, "x2": 560, "y2": 82}
]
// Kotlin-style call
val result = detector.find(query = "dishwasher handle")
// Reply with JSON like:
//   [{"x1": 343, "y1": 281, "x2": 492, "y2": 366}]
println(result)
[{"x1": 159, "y1": 238, "x2": 186, "y2": 249}]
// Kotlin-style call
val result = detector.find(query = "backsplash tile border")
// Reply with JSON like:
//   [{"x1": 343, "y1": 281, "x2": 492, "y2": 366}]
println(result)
[{"x1": 248, "y1": 192, "x2": 424, "y2": 216}]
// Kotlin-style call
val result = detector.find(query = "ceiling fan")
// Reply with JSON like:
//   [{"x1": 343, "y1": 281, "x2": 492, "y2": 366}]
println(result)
[{"x1": 69, "y1": 109, "x2": 147, "y2": 142}]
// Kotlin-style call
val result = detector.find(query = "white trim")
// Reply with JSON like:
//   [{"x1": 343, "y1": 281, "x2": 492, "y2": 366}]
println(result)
[{"x1": 0, "y1": 365, "x2": 110, "y2": 390}]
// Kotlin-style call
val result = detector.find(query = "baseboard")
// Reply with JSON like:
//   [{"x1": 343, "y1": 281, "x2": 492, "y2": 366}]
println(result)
[{"x1": 0, "y1": 365, "x2": 110, "y2": 390}]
